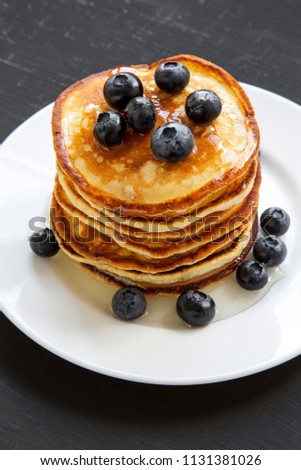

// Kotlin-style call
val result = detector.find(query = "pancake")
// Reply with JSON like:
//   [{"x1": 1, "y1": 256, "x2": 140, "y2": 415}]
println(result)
[
  {"x1": 51, "y1": 54, "x2": 261, "y2": 293},
  {"x1": 56, "y1": 157, "x2": 258, "y2": 233},
  {"x1": 52, "y1": 161, "x2": 260, "y2": 259},
  {"x1": 51, "y1": 190, "x2": 255, "y2": 273},
  {"x1": 52, "y1": 54, "x2": 259, "y2": 217},
  {"x1": 52, "y1": 214, "x2": 258, "y2": 294}
]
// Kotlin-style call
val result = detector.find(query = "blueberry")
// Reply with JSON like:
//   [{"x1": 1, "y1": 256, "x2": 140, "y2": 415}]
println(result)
[
  {"x1": 236, "y1": 260, "x2": 268, "y2": 290},
  {"x1": 253, "y1": 235, "x2": 287, "y2": 267},
  {"x1": 154, "y1": 61, "x2": 190, "y2": 93},
  {"x1": 103, "y1": 72, "x2": 143, "y2": 110},
  {"x1": 94, "y1": 111, "x2": 126, "y2": 146},
  {"x1": 29, "y1": 228, "x2": 60, "y2": 258},
  {"x1": 176, "y1": 290, "x2": 216, "y2": 327},
  {"x1": 185, "y1": 89, "x2": 222, "y2": 124},
  {"x1": 125, "y1": 97, "x2": 156, "y2": 134},
  {"x1": 260, "y1": 207, "x2": 290, "y2": 236},
  {"x1": 111, "y1": 287, "x2": 147, "y2": 321},
  {"x1": 151, "y1": 122, "x2": 194, "y2": 163}
]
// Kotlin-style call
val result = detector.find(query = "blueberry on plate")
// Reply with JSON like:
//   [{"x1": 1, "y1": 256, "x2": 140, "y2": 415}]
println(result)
[
  {"x1": 125, "y1": 96, "x2": 156, "y2": 133},
  {"x1": 185, "y1": 89, "x2": 222, "y2": 124},
  {"x1": 151, "y1": 122, "x2": 194, "y2": 163},
  {"x1": 260, "y1": 207, "x2": 290, "y2": 236},
  {"x1": 29, "y1": 227, "x2": 60, "y2": 257},
  {"x1": 236, "y1": 260, "x2": 268, "y2": 290},
  {"x1": 253, "y1": 235, "x2": 287, "y2": 267},
  {"x1": 103, "y1": 72, "x2": 143, "y2": 110},
  {"x1": 94, "y1": 111, "x2": 126, "y2": 146},
  {"x1": 111, "y1": 287, "x2": 147, "y2": 321},
  {"x1": 176, "y1": 290, "x2": 216, "y2": 327},
  {"x1": 154, "y1": 61, "x2": 190, "y2": 93}
]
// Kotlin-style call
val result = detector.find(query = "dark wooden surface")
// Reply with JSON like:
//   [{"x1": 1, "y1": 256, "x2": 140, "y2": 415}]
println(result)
[{"x1": 1, "y1": 0, "x2": 301, "y2": 450}]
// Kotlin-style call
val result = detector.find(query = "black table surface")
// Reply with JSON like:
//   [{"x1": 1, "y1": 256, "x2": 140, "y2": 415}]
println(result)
[{"x1": 1, "y1": 0, "x2": 301, "y2": 451}]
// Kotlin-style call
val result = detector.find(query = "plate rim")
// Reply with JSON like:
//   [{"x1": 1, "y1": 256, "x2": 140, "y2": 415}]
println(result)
[{"x1": 1, "y1": 83, "x2": 301, "y2": 385}]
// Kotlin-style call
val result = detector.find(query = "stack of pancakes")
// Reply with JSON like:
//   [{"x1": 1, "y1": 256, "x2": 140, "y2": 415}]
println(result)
[{"x1": 51, "y1": 54, "x2": 260, "y2": 294}]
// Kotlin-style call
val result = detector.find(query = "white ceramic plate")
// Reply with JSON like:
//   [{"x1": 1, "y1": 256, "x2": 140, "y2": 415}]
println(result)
[{"x1": 1, "y1": 84, "x2": 300, "y2": 385}]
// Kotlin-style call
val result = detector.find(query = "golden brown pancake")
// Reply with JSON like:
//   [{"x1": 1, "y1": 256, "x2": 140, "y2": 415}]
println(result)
[
  {"x1": 52, "y1": 54, "x2": 259, "y2": 217},
  {"x1": 52, "y1": 214, "x2": 258, "y2": 294},
  {"x1": 51, "y1": 191, "x2": 256, "y2": 274},
  {"x1": 52, "y1": 162, "x2": 260, "y2": 260},
  {"x1": 55, "y1": 157, "x2": 258, "y2": 232},
  {"x1": 51, "y1": 54, "x2": 261, "y2": 293}
]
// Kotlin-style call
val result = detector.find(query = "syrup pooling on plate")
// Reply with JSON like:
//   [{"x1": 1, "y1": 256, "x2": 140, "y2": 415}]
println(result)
[{"x1": 139, "y1": 267, "x2": 285, "y2": 329}]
